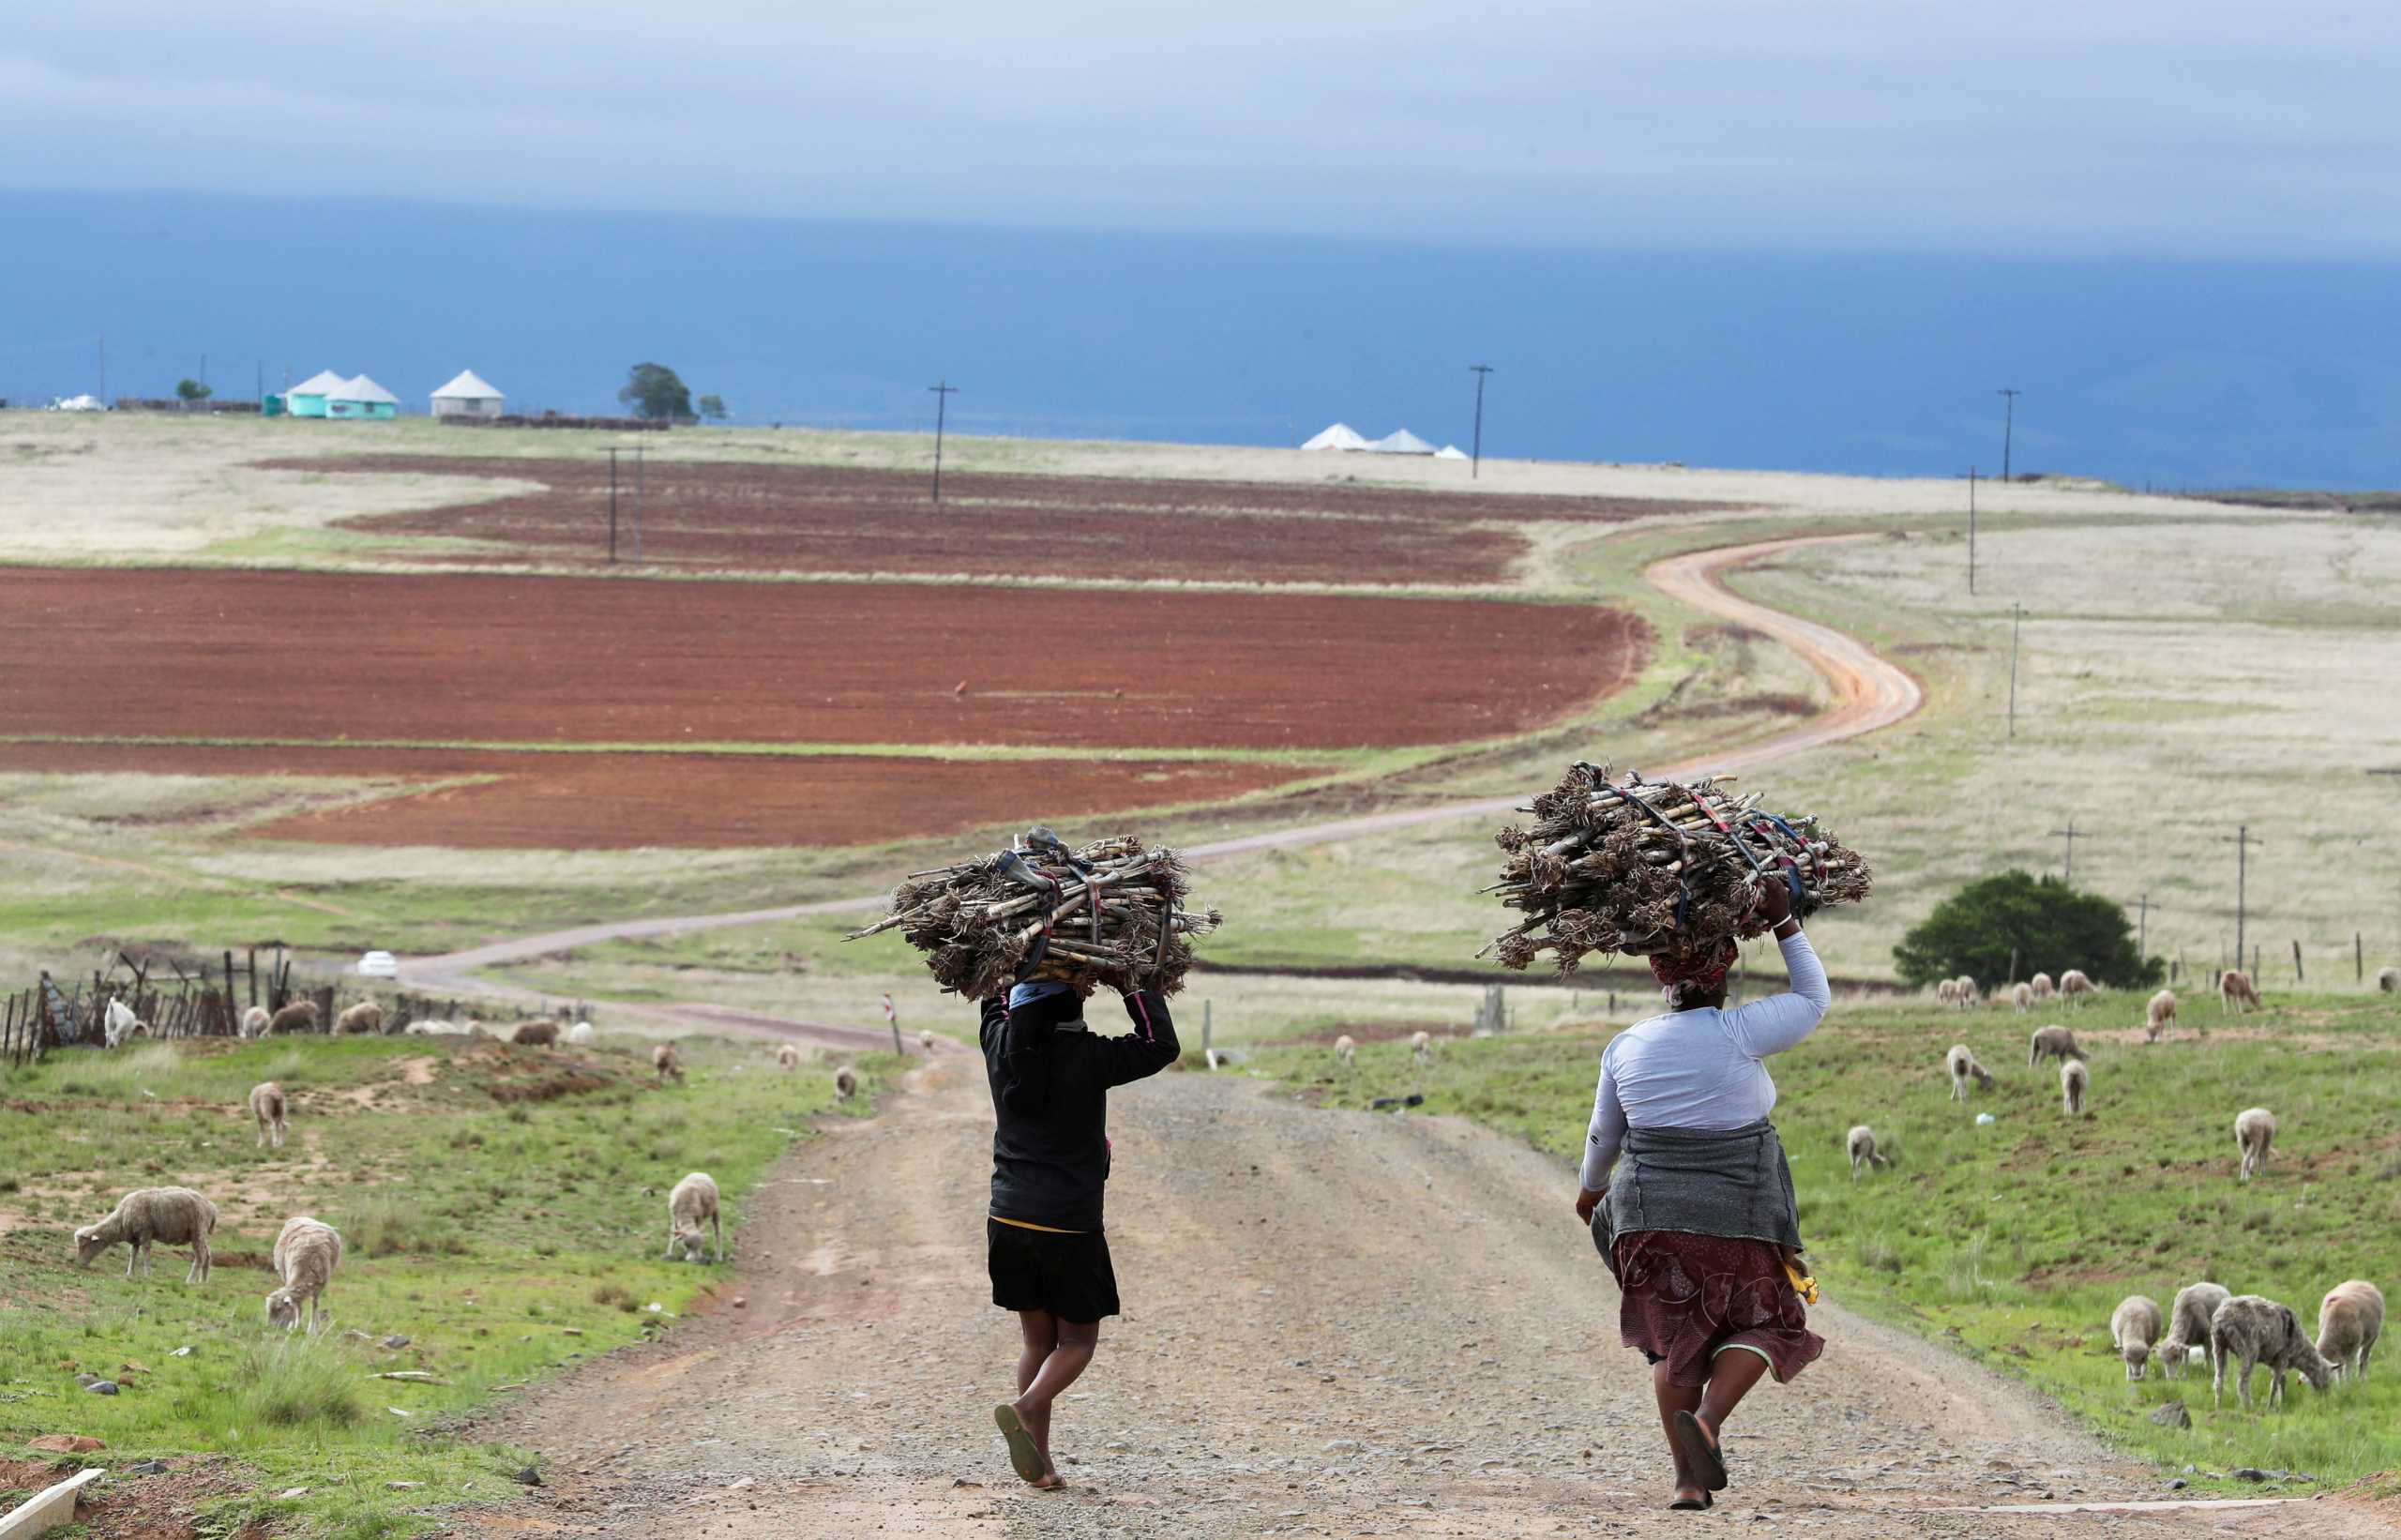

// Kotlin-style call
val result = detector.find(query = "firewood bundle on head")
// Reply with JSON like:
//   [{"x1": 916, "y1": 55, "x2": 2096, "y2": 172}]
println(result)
[
  {"x1": 1481, "y1": 762, "x2": 1872, "y2": 975},
  {"x1": 847, "y1": 826, "x2": 1221, "y2": 999}
]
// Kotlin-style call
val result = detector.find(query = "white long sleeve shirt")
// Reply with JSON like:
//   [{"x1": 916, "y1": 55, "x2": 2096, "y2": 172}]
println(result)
[{"x1": 1579, "y1": 930, "x2": 1831, "y2": 1192}]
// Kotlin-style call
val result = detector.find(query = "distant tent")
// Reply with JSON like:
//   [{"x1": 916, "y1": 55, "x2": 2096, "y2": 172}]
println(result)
[
  {"x1": 430, "y1": 369, "x2": 505, "y2": 419},
  {"x1": 1367, "y1": 428, "x2": 1437, "y2": 455},
  {"x1": 1301, "y1": 422, "x2": 1372, "y2": 451},
  {"x1": 285, "y1": 369, "x2": 349, "y2": 419},
  {"x1": 328, "y1": 374, "x2": 399, "y2": 421},
  {"x1": 1433, "y1": 444, "x2": 1469, "y2": 460}
]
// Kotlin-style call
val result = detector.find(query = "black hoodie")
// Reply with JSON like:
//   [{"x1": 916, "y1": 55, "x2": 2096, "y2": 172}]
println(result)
[{"x1": 979, "y1": 989, "x2": 1180, "y2": 1230}]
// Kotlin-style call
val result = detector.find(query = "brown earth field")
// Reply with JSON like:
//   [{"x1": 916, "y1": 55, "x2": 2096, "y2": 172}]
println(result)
[
  {"x1": 286, "y1": 457, "x2": 1735, "y2": 582},
  {"x1": 0, "y1": 568, "x2": 1647, "y2": 751},
  {"x1": 0, "y1": 741, "x2": 1308, "y2": 849}
]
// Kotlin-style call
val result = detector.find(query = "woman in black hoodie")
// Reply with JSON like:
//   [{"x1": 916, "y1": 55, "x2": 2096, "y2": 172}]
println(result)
[{"x1": 980, "y1": 980, "x2": 1179, "y2": 1488}]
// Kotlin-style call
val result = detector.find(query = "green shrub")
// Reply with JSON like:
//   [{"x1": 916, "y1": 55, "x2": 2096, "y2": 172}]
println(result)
[
  {"x1": 1895, "y1": 870, "x2": 2160, "y2": 989},
  {"x1": 339, "y1": 1194, "x2": 466, "y2": 1258},
  {"x1": 235, "y1": 1337, "x2": 365, "y2": 1428}
]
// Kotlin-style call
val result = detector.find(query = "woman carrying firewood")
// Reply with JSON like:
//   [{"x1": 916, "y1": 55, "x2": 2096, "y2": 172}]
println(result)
[
  {"x1": 1572, "y1": 877, "x2": 1831, "y2": 1511},
  {"x1": 980, "y1": 977, "x2": 1180, "y2": 1490}
]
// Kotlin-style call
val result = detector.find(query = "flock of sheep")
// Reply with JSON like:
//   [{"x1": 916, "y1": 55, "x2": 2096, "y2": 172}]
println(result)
[{"x1": 2110, "y1": 1278, "x2": 2383, "y2": 1412}]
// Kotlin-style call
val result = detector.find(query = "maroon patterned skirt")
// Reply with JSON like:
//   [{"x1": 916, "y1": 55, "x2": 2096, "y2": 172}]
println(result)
[{"x1": 1613, "y1": 1230, "x2": 1824, "y2": 1388}]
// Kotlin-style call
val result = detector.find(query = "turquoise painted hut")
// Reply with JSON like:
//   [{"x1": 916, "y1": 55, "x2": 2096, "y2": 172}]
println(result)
[
  {"x1": 283, "y1": 370, "x2": 349, "y2": 418},
  {"x1": 327, "y1": 374, "x2": 399, "y2": 420}
]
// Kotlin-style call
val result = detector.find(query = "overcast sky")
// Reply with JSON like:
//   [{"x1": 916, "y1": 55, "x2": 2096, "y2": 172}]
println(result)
[{"x1": 8, "y1": 0, "x2": 2398, "y2": 256}]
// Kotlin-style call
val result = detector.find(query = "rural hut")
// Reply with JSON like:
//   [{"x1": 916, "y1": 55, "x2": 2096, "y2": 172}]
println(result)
[
  {"x1": 1434, "y1": 444, "x2": 1469, "y2": 460},
  {"x1": 327, "y1": 374, "x2": 400, "y2": 421},
  {"x1": 281, "y1": 370, "x2": 350, "y2": 419},
  {"x1": 1367, "y1": 428, "x2": 1438, "y2": 455},
  {"x1": 1301, "y1": 422, "x2": 1372, "y2": 451},
  {"x1": 430, "y1": 369, "x2": 505, "y2": 419}
]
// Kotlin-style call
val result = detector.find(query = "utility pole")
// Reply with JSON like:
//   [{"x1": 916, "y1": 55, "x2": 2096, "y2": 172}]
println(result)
[
  {"x1": 1469, "y1": 364, "x2": 1494, "y2": 479},
  {"x1": 2047, "y1": 819, "x2": 2084, "y2": 883},
  {"x1": 2224, "y1": 825, "x2": 2261, "y2": 970},
  {"x1": 1962, "y1": 468, "x2": 1979, "y2": 595},
  {"x1": 2007, "y1": 601, "x2": 2022, "y2": 738},
  {"x1": 929, "y1": 381, "x2": 958, "y2": 504},
  {"x1": 1998, "y1": 387, "x2": 2020, "y2": 482},
  {"x1": 2137, "y1": 892, "x2": 2150, "y2": 960},
  {"x1": 605, "y1": 447, "x2": 620, "y2": 564}
]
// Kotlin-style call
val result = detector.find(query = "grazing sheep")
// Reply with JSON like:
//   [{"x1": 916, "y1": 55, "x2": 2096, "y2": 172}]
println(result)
[
  {"x1": 511, "y1": 1019, "x2": 559, "y2": 1047},
  {"x1": 2060, "y1": 1057, "x2": 2090, "y2": 1116},
  {"x1": 1953, "y1": 975, "x2": 1980, "y2": 1010},
  {"x1": 2060, "y1": 969, "x2": 2097, "y2": 1007},
  {"x1": 464, "y1": 1019, "x2": 490, "y2": 1038},
  {"x1": 2028, "y1": 1024, "x2": 2084, "y2": 1067},
  {"x1": 2318, "y1": 1280, "x2": 2384, "y2": 1381},
  {"x1": 1336, "y1": 1034, "x2": 1358, "y2": 1069},
  {"x1": 1411, "y1": 1030, "x2": 1433, "y2": 1065},
  {"x1": 2236, "y1": 1107, "x2": 2276, "y2": 1182},
  {"x1": 2212, "y1": 1294, "x2": 2335, "y2": 1410},
  {"x1": 2029, "y1": 972, "x2": 2055, "y2": 1003},
  {"x1": 1937, "y1": 978, "x2": 1960, "y2": 1007},
  {"x1": 653, "y1": 1043, "x2": 684, "y2": 1082},
  {"x1": 403, "y1": 1019, "x2": 468, "y2": 1036},
  {"x1": 2221, "y1": 969, "x2": 2261, "y2": 1014},
  {"x1": 103, "y1": 998, "x2": 146, "y2": 1049},
  {"x1": 2110, "y1": 1294, "x2": 2164, "y2": 1380},
  {"x1": 2011, "y1": 981, "x2": 2033, "y2": 1014},
  {"x1": 565, "y1": 1020, "x2": 596, "y2": 1046},
  {"x1": 266, "y1": 1000, "x2": 320, "y2": 1035},
  {"x1": 1945, "y1": 1043, "x2": 1993, "y2": 1101},
  {"x1": 1846, "y1": 1125, "x2": 1890, "y2": 1178},
  {"x1": 73, "y1": 1187, "x2": 218, "y2": 1282},
  {"x1": 2379, "y1": 966, "x2": 2399, "y2": 995},
  {"x1": 264, "y1": 1215, "x2": 343, "y2": 1334},
  {"x1": 666, "y1": 1171, "x2": 721, "y2": 1262},
  {"x1": 249, "y1": 1080, "x2": 289, "y2": 1149},
  {"x1": 919, "y1": 1030, "x2": 937, "y2": 1053},
  {"x1": 240, "y1": 1004, "x2": 271, "y2": 1038},
  {"x1": 2162, "y1": 1282, "x2": 2231, "y2": 1381},
  {"x1": 2145, "y1": 989, "x2": 2177, "y2": 1042},
  {"x1": 335, "y1": 1001, "x2": 384, "y2": 1035},
  {"x1": 834, "y1": 1064, "x2": 859, "y2": 1101},
  {"x1": 776, "y1": 1043, "x2": 801, "y2": 1069}
]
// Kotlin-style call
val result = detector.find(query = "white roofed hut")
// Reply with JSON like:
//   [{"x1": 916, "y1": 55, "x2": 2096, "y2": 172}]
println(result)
[
  {"x1": 1301, "y1": 422, "x2": 1372, "y2": 451},
  {"x1": 1367, "y1": 428, "x2": 1438, "y2": 455},
  {"x1": 1434, "y1": 444, "x2": 1469, "y2": 460},
  {"x1": 328, "y1": 374, "x2": 400, "y2": 421},
  {"x1": 430, "y1": 369, "x2": 505, "y2": 419}
]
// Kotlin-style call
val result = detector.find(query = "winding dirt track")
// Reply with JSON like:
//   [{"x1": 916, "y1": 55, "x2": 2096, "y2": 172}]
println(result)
[{"x1": 396, "y1": 531, "x2": 1923, "y2": 1019}]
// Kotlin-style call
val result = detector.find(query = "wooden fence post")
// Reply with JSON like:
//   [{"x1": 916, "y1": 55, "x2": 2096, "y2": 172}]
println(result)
[
  {"x1": 2357, "y1": 933, "x2": 2364, "y2": 983},
  {"x1": 2292, "y1": 939, "x2": 2304, "y2": 986}
]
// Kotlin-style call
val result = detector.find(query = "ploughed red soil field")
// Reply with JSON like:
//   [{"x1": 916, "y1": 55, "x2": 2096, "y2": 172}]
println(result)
[
  {"x1": 0, "y1": 568, "x2": 1647, "y2": 751},
  {"x1": 285, "y1": 456, "x2": 1732, "y2": 583},
  {"x1": 0, "y1": 741, "x2": 1305, "y2": 849}
]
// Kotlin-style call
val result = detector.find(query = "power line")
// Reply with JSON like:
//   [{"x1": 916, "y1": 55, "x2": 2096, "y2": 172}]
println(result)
[
  {"x1": 929, "y1": 381, "x2": 959, "y2": 504},
  {"x1": 2222, "y1": 825, "x2": 2263, "y2": 968},
  {"x1": 1998, "y1": 388, "x2": 2021, "y2": 483},
  {"x1": 1469, "y1": 365, "x2": 1494, "y2": 479}
]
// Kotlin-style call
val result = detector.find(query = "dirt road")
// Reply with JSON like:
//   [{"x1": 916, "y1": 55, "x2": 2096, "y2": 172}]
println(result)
[
  {"x1": 397, "y1": 532, "x2": 1920, "y2": 1004},
  {"x1": 471, "y1": 1056, "x2": 2378, "y2": 1538}
]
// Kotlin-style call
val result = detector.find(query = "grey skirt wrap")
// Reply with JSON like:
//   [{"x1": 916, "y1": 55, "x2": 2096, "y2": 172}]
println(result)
[{"x1": 1588, "y1": 1118, "x2": 1805, "y2": 1283}]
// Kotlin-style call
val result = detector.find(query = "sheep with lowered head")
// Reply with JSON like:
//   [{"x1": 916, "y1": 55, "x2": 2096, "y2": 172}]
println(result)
[
  {"x1": 565, "y1": 1020, "x2": 596, "y2": 1046},
  {"x1": 266, "y1": 999, "x2": 319, "y2": 1035},
  {"x1": 2110, "y1": 1294, "x2": 2163, "y2": 1380},
  {"x1": 2011, "y1": 981, "x2": 2033, "y2": 1014},
  {"x1": 335, "y1": 1001, "x2": 384, "y2": 1035},
  {"x1": 2030, "y1": 972, "x2": 2055, "y2": 1002},
  {"x1": 1411, "y1": 1030, "x2": 1433, "y2": 1065},
  {"x1": 1847, "y1": 1125, "x2": 1890, "y2": 1178},
  {"x1": 264, "y1": 1215, "x2": 343, "y2": 1334},
  {"x1": 2236, "y1": 1107, "x2": 2276, "y2": 1182},
  {"x1": 2318, "y1": 1279, "x2": 2384, "y2": 1381},
  {"x1": 75, "y1": 1186, "x2": 218, "y2": 1282},
  {"x1": 1953, "y1": 975, "x2": 1979, "y2": 1010},
  {"x1": 1937, "y1": 978, "x2": 1960, "y2": 1008},
  {"x1": 2221, "y1": 968, "x2": 2261, "y2": 1014},
  {"x1": 2059, "y1": 969, "x2": 2097, "y2": 1007},
  {"x1": 2163, "y1": 1282, "x2": 2231, "y2": 1380},
  {"x1": 512, "y1": 1019, "x2": 560, "y2": 1047},
  {"x1": 249, "y1": 1080, "x2": 289, "y2": 1149},
  {"x1": 103, "y1": 998, "x2": 146, "y2": 1049},
  {"x1": 2060, "y1": 1058, "x2": 2090, "y2": 1117},
  {"x1": 919, "y1": 1030, "x2": 937, "y2": 1053},
  {"x1": 1336, "y1": 1034, "x2": 1358, "y2": 1069},
  {"x1": 2028, "y1": 1024, "x2": 2083, "y2": 1067},
  {"x1": 654, "y1": 1042, "x2": 684, "y2": 1082},
  {"x1": 1945, "y1": 1043, "x2": 1993, "y2": 1101},
  {"x1": 2145, "y1": 989, "x2": 2177, "y2": 1043},
  {"x1": 2212, "y1": 1294, "x2": 2335, "y2": 1411},
  {"x1": 240, "y1": 1004, "x2": 271, "y2": 1039},
  {"x1": 2380, "y1": 966, "x2": 2399, "y2": 995},
  {"x1": 776, "y1": 1044, "x2": 801, "y2": 1069},
  {"x1": 834, "y1": 1064, "x2": 859, "y2": 1101},
  {"x1": 666, "y1": 1171, "x2": 721, "y2": 1262}
]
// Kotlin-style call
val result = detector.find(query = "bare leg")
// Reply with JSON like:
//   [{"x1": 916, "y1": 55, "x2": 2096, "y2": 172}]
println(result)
[
  {"x1": 1652, "y1": 1362, "x2": 1706, "y2": 1504},
  {"x1": 1013, "y1": 1318, "x2": 1098, "y2": 1487},
  {"x1": 1697, "y1": 1348, "x2": 1773, "y2": 1444}
]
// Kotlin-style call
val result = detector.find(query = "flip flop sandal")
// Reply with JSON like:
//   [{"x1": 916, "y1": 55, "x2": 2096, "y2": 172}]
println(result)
[
  {"x1": 1672, "y1": 1410, "x2": 1728, "y2": 1492},
  {"x1": 1669, "y1": 1496, "x2": 1709, "y2": 1511},
  {"x1": 992, "y1": 1404, "x2": 1045, "y2": 1483}
]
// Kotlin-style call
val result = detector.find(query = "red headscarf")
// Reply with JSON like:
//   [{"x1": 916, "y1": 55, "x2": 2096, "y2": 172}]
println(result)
[{"x1": 1650, "y1": 938, "x2": 1738, "y2": 995}]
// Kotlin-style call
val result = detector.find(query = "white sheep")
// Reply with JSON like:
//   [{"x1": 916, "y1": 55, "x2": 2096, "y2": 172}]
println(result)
[
  {"x1": 1945, "y1": 1043, "x2": 1993, "y2": 1101},
  {"x1": 2318, "y1": 1279, "x2": 2384, "y2": 1381},
  {"x1": 103, "y1": 998, "x2": 146, "y2": 1049},
  {"x1": 240, "y1": 1004, "x2": 271, "y2": 1038},
  {"x1": 834, "y1": 1064, "x2": 859, "y2": 1101},
  {"x1": 2059, "y1": 969, "x2": 2097, "y2": 1007},
  {"x1": 565, "y1": 1020, "x2": 596, "y2": 1045},
  {"x1": 1411, "y1": 1030, "x2": 1433, "y2": 1065},
  {"x1": 249, "y1": 1080, "x2": 289, "y2": 1149},
  {"x1": 1847, "y1": 1125, "x2": 1889, "y2": 1178},
  {"x1": 666, "y1": 1171, "x2": 721, "y2": 1262},
  {"x1": 266, "y1": 999, "x2": 319, "y2": 1035},
  {"x1": 919, "y1": 1030, "x2": 937, "y2": 1053},
  {"x1": 2221, "y1": 969, "x2": 2261, "y2": 1015},
  {"x1": 2379, "y1": 966, "x2": 2399, "y2": 995},
  {"x1": 2212, "y1": 1294, "x2": 2335, "y2": 1411},
  {"x1": 2011, "y1": 981, "x2": 2033, "y2": 1014},
  {"x1": 2110, "y1": 1294, "x2": 2163, "y2": 1380},
  {"x1": 2236, "y1": 1107, "x2": 2276, "y2": 1182},
  {"x1": 2030, "y1": 972, "x2": 2055, "y2": 1002},
  {"x1": 335, "y1": 1001, "x2": 384, "y2": 1035},
  {"x1": 403, "y1": 1019, "x2": 466, "y2": 1036},
  {"x1": 1937, "y1": 978, "x2": 1960, "y2": 1007},
  {"x1": 776, "y1": 1044, "x2": 801, "y2": 1069},
  {"x1": 74, "y1": 1187, "x2": 218, "y2": 1282},
  {"x1": 1335, "y1": 1034, "x2": 1358, "y2": 1069},
  {"x1": 2145, "y1": 989, "x2": 2177, "y2": 1042},
  {"x1": 654, "y1": 1043, "x2": 684, "y2": 1082},
  {"x1": 1953, "y1": 975, "x2": 1979, "y2": 1010},
  {"x1": 2060, "y1": 1057, "x2": 2090, "y2": 1117},
  {"x1": 2028, "y1": 1024, "x2": 2083, "y2": 1066},
  {"x1": 264, "y1": 1215, "x2": 343, "y2": 1334},
  {"x1": 2162, "y1": 1282, "x2": 2230, "y2": 1380}
]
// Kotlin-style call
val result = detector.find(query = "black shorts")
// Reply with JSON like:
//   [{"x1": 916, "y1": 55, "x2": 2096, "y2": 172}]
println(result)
[{"x1": 988, "y1": 1217, "x2": 1120, "y2": 1322}]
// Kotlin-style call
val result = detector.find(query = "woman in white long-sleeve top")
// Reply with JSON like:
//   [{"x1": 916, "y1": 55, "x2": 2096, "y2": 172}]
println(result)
[{"x1": 1572, "y1": 878, "x2": 1832, "y2": 1511}]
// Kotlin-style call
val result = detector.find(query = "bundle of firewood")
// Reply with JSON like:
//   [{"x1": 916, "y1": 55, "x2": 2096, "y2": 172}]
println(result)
[
  {"x1": 847, "y1": 827, "x2": 1221, "y2": 998},
  {"x1": 1480, "y1": 762, "x2": 1871, "y2": 974}
]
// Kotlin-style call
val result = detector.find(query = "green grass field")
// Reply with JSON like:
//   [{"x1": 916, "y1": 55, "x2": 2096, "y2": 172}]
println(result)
[
  {"x1": 1252, "y1": 989, "x2": 2401, "y2": 1490},
  {"x1": 0, "y1": 1033, "x2": 894, "y2": 1535}
]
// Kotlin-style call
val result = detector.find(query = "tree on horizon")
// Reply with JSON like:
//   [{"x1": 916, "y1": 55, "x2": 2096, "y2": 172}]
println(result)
[{"x1": 619, "y1": 363, "x2": 691, "y2": 421}]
